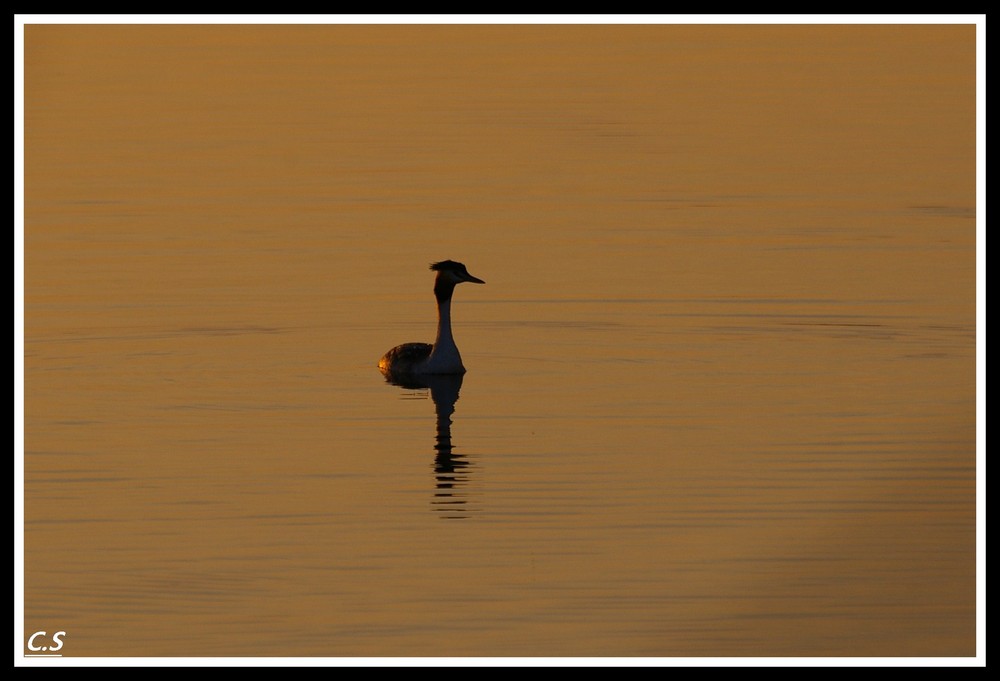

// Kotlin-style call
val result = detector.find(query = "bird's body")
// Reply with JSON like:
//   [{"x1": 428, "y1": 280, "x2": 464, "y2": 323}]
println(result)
[{"x1": 379, "y1": 260, "x2": 485, "y2": 378}]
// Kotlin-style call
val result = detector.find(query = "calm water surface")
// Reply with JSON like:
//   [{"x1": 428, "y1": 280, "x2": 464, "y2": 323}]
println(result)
[{"x1": 22, "y1": 24, "x2": 976, "y2": 658}]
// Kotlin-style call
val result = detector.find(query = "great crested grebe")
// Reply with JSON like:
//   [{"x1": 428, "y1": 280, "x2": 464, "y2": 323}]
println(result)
[{"x1": 378, "y1": 260, "x2": 485, "y2": 377}]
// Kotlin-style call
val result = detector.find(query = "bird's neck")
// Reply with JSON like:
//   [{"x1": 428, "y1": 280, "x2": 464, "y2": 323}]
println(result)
[
  {"x1": 427, "y1": 278, "x2": 464, "y2": 372},
  {"x1": 433, "y1": 276, "x2": 457, "y2": 304},
  {"x1": 433, "y1": 295, "x2": 457, "y2": 354}
]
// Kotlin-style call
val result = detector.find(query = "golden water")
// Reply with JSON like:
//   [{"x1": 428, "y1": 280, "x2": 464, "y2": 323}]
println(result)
[{"x1": 22, "y1": 24, "x2": 976, "y2": 658}]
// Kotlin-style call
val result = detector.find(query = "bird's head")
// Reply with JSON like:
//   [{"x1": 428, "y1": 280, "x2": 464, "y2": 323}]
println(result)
[{"x1": 430, "y1": 260, "x2": 485, "y2": 285}]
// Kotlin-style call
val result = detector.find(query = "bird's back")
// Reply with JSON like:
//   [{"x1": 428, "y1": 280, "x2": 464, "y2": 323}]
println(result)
[{"x1": 379, "y1": 342, "x2": 433, "y2": 375}]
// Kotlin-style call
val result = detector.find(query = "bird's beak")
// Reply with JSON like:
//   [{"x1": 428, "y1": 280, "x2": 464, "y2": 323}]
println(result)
[{"x1": 464, "y1": 272, "x2": 485, "y2": 284}]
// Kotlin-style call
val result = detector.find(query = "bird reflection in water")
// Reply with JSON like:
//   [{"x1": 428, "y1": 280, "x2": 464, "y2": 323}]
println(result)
[{"x1": 382, "y1": 372, "x2": 475, "y2": 519}]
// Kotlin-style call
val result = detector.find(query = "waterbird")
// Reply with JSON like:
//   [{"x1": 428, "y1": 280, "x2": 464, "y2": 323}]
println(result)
[{"x1": 378, "y1": 260, "x2": 485, "y2": 377}]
